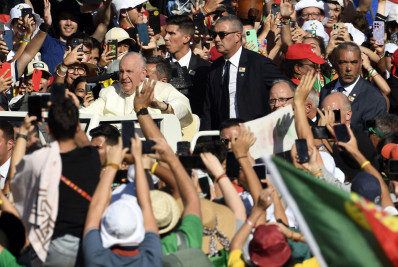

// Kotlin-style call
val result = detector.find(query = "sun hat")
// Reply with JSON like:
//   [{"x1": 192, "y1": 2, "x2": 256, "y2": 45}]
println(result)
[
  {"x1": 285, "y1": 43, "x2": 326, "y2": 64},
  {"x1": 301, "y1": 20, "x2": 330, "y2": 47},
  {"x1": 112, "y1": 0, "x2": 147, "y2": 22},
  {"x1": 5, "y1": 4, "x2": 43, "y2": 37},
  {"x1": 295, "y1": 0, "x2": 331, "y2": 25},
  {"x1": 200, "y1": 198, "x2": 236, "y2": 255},
  {"x1": 100, "y1": 194, "x2": 145, "y2": 248},
  {"x1": 151, "y1": 190, "x2": 182, "y2": 234},
  {"x1": 104, "y1": 27, "x2": 136, "y2": 45},
  {"x1": 25, "y1": 61, "x2": 51, "y2": 77},
  {"x1": 249, "y1": 224, "x2": 292, "y2": 267}
]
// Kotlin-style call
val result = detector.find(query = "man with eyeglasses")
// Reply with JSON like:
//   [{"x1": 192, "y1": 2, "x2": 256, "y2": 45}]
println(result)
[
  {"x1": 294, "y1": 0, "x2": 331, "y2": 26},
  {"x1": 269, "y1": 80, "x2": 295, "y2": 112},
  {"x1": 201, "y1": 15, "x2": 287, "y2": 130}
]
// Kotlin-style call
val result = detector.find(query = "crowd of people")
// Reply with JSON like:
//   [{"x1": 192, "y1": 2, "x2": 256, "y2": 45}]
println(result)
[{"x1": 0, "y1": 0, "x2": 397, "y2": 266}]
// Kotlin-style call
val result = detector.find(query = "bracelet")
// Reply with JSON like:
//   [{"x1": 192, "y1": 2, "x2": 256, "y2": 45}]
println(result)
[
  {"x1": 151, "y1": 162, "x2": 158, "y2": 174},
  {"x1": 161, "y1": 101, "x2": 169, "y2": 112},
  {"x1": 203, "y1": 5, "x2": 210, "y2": 15},
  {"x1": 23, "y1": 36, "x2": 31, "y2": 42},
  {"x1": 199, "y1": 7, "x2": 207, "y2": 16},
  {"x1": 56, "y1": 68, "x2": 66, "y2": 77},
  {"x1": 16, "y1": 133, "x2": 28, "y2": 140},
  {"x1": 236, "y1": 155, "x2": 248, "y2": 160},
  {"x1": 215, "y1": 174, "x2": 228, "y2": 183},
  {"x1": 59, "y1": 64, "x2": 68, "y2": 73},
  {"x1": 368, "y1": 68, "x2": 376, "y2": 77},
  {"x1": 360, "y1": 160, "x2": 371, "y2": 169},
  {"x1": 312, "y1": 170, "x2": 323, "y2": 176},
  {"x1": 105, "y1": 162, "x2": 119, "y2": 170},
  {"x1": 317, "y1": 144, "x2": 327, "y2": 151},
  {"x1": 0, "y1": 199, "x2": 3, "y2": 205},
  {"x1": 19, "y1": 40, "x2": 28, "y2": 44},
  {"x1": 371, "y1": 70, "x2": 379, "y2": 78},
  {"x1": 245, "y1": 219, "x2": 255, "y2": 228}
]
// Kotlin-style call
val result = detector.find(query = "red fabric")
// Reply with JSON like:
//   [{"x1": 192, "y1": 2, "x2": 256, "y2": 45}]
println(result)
[
  {"x1": 291, "y1": 78, "x2": 300, "y2": 85},
  {"x1": 232, "y1": 183, "x2": 244, "y2": 193},
  {"x1": 0, "y1": 15, "x2": 10, "y2": 24},
  {"x1": 210, "y1": 46, "x2": 223, "y2": 62},
  {"x1": 285, "y1": 43, "x2": 326, "y2": 64},
  {"x1": 388, "y1": 0, "x2": 398, "y2": 4},
  {"x1": 111, "y1": 248, "x2": 140, "y2": 257},
  {"x1": 358, "y1": 200, "x2": 398, "y2": 266}
]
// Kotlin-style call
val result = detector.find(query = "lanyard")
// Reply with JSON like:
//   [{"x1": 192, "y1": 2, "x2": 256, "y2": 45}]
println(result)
[{"x1": 60, "y1": 175, "x2": 92, "y2": 201}]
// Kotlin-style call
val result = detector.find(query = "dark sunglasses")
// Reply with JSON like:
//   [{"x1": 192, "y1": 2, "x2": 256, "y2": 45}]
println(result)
[
  {"x1": 134, "y1": 3, "x2": 146, "y2": 10},
  {"x1": 209, "y1": 30, "x2": 238, "y2": 40}
]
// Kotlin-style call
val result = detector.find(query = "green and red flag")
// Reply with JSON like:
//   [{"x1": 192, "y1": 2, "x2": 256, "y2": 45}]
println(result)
[{"x1": 264, "y1": 155, "x2": 398, "y2": 267}]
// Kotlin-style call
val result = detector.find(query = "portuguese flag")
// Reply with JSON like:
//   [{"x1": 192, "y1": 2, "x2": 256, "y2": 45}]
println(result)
[{"x1": 265, "y1": 156, "x2": 398, "y2": 267}]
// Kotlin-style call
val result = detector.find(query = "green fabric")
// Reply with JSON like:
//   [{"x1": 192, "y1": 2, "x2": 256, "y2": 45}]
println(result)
[
  {"x1": 161, "y1": 214, "x2": 203, "y2": 254},
  {"x1": 287, "y1": 228, "x2": 312, "y2": 263},
  {"x1": 271, "y1": 156, "x2": 392, "y2": 267},
  {"x1": 209, "y1": 248, "x2": 228, "y2": 267},
  {"x1": 0, "y1": 248, "x2": 25, "y2": 267},
  {"x1": 313, "y1": 74, "x2": 332, "y2": 93}
]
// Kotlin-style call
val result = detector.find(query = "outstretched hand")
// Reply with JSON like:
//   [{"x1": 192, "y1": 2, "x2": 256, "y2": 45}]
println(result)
[
  {"x1": 294, "y1": 69, "x2": 317, "y2": 104},
  {"x1": 231, "y1": 124, "x2": 256, "y2": 157},
  {"x1": 134, "y1": 79, "x2": 156, "y2": 112}
]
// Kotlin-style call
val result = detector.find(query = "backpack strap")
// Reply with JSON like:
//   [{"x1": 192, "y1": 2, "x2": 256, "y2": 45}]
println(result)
[{"x1": 175, "y1": 231, "x2": 188, "y2": 250}]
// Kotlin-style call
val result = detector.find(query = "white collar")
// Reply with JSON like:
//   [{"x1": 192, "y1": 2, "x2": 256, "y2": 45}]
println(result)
[
  {"x1": 0, "y1": 157, "x2": 11, "y2": 179},
  {"x1": 172, "y1": 49, "x2": 192, "y2": 69},
  {"x1": 226, "y1": 46, "x2": 242, "y2": 68},
  {"x1": 334, "y1": 76, "x2": 361, "y2": 95}
]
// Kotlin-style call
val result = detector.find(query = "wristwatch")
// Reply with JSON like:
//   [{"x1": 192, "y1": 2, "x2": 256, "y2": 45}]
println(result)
[{"x1": 136, "y1": 108, "x2": 149, "y2": 116}]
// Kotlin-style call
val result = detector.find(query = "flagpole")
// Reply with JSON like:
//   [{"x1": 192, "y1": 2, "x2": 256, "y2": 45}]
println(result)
[{"x1": 264, "y1": 154, "x2": 328, "y2": 267}]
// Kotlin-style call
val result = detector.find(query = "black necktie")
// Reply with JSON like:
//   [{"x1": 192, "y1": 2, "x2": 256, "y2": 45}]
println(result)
[
  {"x1": 337, "y1": 86, "x2": 345, "y2": 93},
  {"x1": 222, "y1": 60, "x2": 230, "y2": 89}
]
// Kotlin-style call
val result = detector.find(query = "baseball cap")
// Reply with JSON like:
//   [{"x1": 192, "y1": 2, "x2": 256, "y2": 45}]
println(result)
[
  {"x1": 105, "y1": 27, "x2": 136, "y2": 45},
  {"x1": 285, "y1": 43, "x2": 326, "y2": 64},
  {"x1": 100, "y1": 194, "x2": 145, "y2": 248},
  {"x1": 351, "y1": 172, "x2": 381, "y2": 205},
  {"x1": 381, "y1": 143, "x2": 398, "y2": 159},
  {"x1": 112, "y1": 0, "x2": 147, "y2": 22},
  {"x1": 25, "y1": 61, "x2": 52, "y2": 77}
]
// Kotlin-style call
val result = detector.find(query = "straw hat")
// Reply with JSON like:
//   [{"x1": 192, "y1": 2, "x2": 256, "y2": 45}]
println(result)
[
  {"x1": 151, "y1": 190, "x2": 182, "y2": 234},
  {"x1": 200, "y1": 198, "x2": 236, "y2": 255}
]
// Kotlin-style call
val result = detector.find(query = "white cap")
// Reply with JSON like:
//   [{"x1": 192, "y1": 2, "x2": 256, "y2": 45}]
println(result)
[
  {"x1": 295, "y1": 0, "x2": 332, "y2": 26},
  {"x1": 301, "y1": 20, "x2": 330, "y2": 47},
  {"x1": 100, "y1": 194, "x2": 145, "y2": 248},
  {"x1": 344, "y1": 23, "x2": 366, "y2": 46},
  {"x1": 5, "y1": 4, "x2": 43, "y2": 37},
  {"x1": 386, "y1": 1, "x2": 398, "y2": 22},
  {"x1": 385, "y1": 43, "x2": 398, "y2": 54},
  {"x1": 112, "y1": 0, "x2": 147, "y2": 22}
]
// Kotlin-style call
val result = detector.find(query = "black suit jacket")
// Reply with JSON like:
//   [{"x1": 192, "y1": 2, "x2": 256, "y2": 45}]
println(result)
[
  {"x1": 201, "y1": 48, "x2": 287, "y2": 130},
  {"x1": 187, "y1": 53, "x2": 211, "y2": 117},
  {"x1": 319, "y1": 77, "x2": 387, "y2": 129}
]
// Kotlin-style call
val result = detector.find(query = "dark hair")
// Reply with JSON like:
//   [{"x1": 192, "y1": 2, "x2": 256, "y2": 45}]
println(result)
[
  {"x1": 303, "y1": 36, "x2": 333, "y2": 77},
  {"x1": 333, "y1": 42, "x2": 362, "y2": 63},
  {"x1": 146, "y1": 56, "x2": 172, "y2": 81},
  {"x1": 374, "y1": 114, "x2": 398, "y2": 136},
  {"x1": 280, "y1": 59, "x2": 303, "y2": 79},
  {"x1": 89, "y1": 124, "x2": 120, "y2": 145},
  {"x1": 193, "y1": 140, "x2": 228, "y2": 164},
  {"x1": 0, "y1": 119, "x2": 14, "y2": 141},
  {"x1": 219, "y1": 118, "x2": 245, "y2": 132},
  {"x1": 166, "y1": 15, "x2": 195, "y2": 37},
  {"x1": 90, "y1": 37, "x2": 101, "y2": 51},
  {"x1": 48, "y1": 98, "x2": 79, "y2": 141},
  {"x1": 352, "y1": 11, "x2": 369, "y2": 33},
  {"x1": 66, "y1": 32, "x2": 93, "y2": 50},
  {"x1": 71, "y1": 76, "x2": 87, "y2": 92},
  {"x1": 0, "y1": 212, "x2": 26, "y2": 257}
]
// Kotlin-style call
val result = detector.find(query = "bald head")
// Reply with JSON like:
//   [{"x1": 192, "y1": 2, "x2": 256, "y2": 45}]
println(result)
[
  {"x1": 121, "y1": 52, "x2": 146, "y2": 70},
  {"x1": 321, "y1": 92, "x2": 352, "y2": 125}
]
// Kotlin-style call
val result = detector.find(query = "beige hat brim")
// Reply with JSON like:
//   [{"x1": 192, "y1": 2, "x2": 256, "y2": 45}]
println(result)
[{"x1": 151, "y1": 190, "x2": 182, "y2": 234}]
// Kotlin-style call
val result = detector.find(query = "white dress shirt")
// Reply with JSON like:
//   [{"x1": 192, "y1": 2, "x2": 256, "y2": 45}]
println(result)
[
  {"x1": 224, "y1": 46, "x2": 242, "y2": 118},
  {"x1": 332, "y1": 76, "x2": 361, "y2": 96},
  {"x1": 81, "y1": 80, "x2": 193, "y2": 128},
  {"x1": 0, "y1": 157, "x2": 11, "y2": 189},
  {"x1": 172, "y1": 49, "x2": 192, "y2": 69}
]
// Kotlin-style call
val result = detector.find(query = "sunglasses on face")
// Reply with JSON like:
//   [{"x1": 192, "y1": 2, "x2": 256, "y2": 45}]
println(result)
[
  {"x1": 209, "y1": 30, "x2": 238, "y2": 40},
  {"x1": 134, "y1": 4, "x2": 146, "y2": 11}
]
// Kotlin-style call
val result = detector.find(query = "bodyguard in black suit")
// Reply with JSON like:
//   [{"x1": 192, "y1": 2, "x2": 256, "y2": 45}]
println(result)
[
  {"x1": 164, "y1": 15, "x2": 211, "y2": 117},
  {"x1": 319, "y1": 42, "x2": 386, "y2": 129},
  {"x1": 201, "y1": 15, "x2": 287, "y2": 130}
]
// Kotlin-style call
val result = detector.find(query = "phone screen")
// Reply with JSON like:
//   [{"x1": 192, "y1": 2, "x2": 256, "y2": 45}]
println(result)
[
  {"x1": 333, "y1": 109, "x2": 341, "y2": 124},
  {"x1": 179, "y1": 155, "x2": 205, "y2": 169},
  {"x1": 121, "y1": 121, "x2": 135, "y2": 149},
  {"x1": 107, "y1": 39, "x2": 118, "y2": 59},
  {"x1": 21, "y1": 8, "x2": 33, "y2": 19},
  {"x1": 51, "y1": 83, "x2": 66, "y2": 101},
  {"x1": 142, "y1": 140, "x2": 155, "y2": 154},
  {"x1": 177, "y1": 141, "x2": 190, "y2": 155},
  {"x1": 28, "y1": 95, "x2": 42, "y2": 123},
  {"x1": 295, "y1": 139, "x2": 309, "y2": 163},
  {"x1": 193, "y1": 13, "x2": 206, "y2": 36},
  {"x1": 333, "y1": 124, "x2": 350, "y2": 143},
  {"x1": 71, "y1": 38, "x2": 84, "y2": 52},
  {"x1": 271, "y1": 4, "x2": 280, "y2": 17},
  {"x1": 226, "y1": 151, "x2": 240, "y2": 178}
]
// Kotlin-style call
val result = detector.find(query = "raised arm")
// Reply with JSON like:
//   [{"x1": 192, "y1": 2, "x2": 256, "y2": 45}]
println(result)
[
  {"x1": 83, "y1": 138, "x2": 125, "y2": 235},
  {"x1": 131, "y1": 134, "x2": 158, "y2": 233},
  {"x1": 91, "y1": 0, "x2": 112, "y2": 43},
  {"x1": 17, "y1": 0, "x2": 51, "y2": 77}
]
